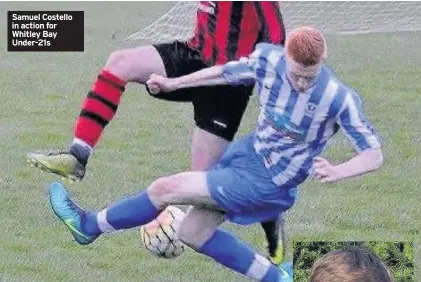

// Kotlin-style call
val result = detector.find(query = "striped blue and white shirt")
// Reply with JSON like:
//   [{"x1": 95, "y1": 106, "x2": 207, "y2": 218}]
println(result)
[{"x1": 222, "y1": 43, "x2": 381, "y2": 187}]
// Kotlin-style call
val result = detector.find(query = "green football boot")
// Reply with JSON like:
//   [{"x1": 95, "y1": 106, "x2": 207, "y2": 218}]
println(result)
[{"x1": 27, "y1": 150, "x2": 85, "y2": 182}]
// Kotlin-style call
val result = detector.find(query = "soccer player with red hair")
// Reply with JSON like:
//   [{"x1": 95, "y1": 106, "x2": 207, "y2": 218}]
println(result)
[
  {"x1": 47, "y1": 26, "x2": 383, "y2": 281},
  {"x1": 27, "y1": 1, "x2": 287, "y2": 266}
]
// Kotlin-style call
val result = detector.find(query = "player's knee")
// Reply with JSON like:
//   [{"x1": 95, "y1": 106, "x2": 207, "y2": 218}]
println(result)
[
  {"x1": 148, "y1": 176, "x2": 181, "y2": 207},
  {"x1": 105, "y1": 48, "x2": 145, "y2": 81},
  {"x1": 106, "y1": 49, "x2": 129, "y2": 70}
]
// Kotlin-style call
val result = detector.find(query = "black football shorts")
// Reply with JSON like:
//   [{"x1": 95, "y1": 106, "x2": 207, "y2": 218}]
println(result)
[{"x1": 147, "y1": 41, "x2": 253, "y2": 141}]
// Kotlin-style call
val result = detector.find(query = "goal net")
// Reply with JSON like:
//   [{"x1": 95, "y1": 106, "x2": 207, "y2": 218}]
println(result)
[{"x1": 126, "y1": 1, "x2": 421, "y2": 42}]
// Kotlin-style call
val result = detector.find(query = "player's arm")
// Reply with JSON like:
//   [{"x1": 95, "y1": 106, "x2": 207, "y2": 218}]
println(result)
[
  {"x1": 147, "y1": 65, "x2": 227, "y2": 94},
  {"x1": 313, "y1": 93, "x2": 383, "y2": 183},
  {"x1": 146, "y1": 54, "x2": 258, "y2": 93},
  {"x1": 313, "y1": 148, "x2": 383, "y2": 183}
]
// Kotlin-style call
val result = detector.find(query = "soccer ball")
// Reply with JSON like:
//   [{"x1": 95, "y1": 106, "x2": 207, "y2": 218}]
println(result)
[{"x1": 140, "y1": 205, "x2": 186, "y2": 259}]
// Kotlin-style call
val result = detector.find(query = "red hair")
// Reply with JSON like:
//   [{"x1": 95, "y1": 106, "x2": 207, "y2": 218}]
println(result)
[{"x1": 286, "y1": 26, "x2": 327, "y2": 66}]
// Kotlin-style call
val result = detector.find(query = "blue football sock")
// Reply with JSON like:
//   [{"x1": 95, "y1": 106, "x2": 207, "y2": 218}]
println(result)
[
  {"x1": 82, "y1": 190, "x2": 160, "y2": 234},
  {"x1": 198, "y1": 229, "x2": 280, "y2": 281},
  {"x1": 81, "y1": 211, "x2": 100, "y2": 236}
]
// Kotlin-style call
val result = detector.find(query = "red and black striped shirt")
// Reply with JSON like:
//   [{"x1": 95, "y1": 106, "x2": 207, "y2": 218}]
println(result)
[{"x1": 188, "y1": 1, "x2": 286, "y2": 66}]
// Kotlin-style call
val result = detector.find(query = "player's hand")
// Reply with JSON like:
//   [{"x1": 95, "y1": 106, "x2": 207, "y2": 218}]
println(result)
[
  {"x1": 146, "y1": 73, "x2": 179, "y2": 94},
  {"x1": 313, "y1": 157, "x2": 343, "y2": 183}
]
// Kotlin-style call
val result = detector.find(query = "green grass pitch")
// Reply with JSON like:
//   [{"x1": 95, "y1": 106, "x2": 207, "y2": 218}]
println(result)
[{"x1": 0, "y1": 2, "x2": 419, "y2": 281}]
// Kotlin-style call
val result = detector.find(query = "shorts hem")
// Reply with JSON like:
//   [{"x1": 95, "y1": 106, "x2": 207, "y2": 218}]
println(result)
[{"x1": 195, "y1": 122, "x2": 236, "y2": 142}]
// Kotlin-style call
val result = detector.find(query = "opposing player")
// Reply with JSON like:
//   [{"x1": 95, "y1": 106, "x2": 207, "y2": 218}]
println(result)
[
  {"x1": 27, "y1": 1, "x2": 287, "y2": 263},
  {"x1": 48, "y1": 26, "x2": 383, "y2": 281}
]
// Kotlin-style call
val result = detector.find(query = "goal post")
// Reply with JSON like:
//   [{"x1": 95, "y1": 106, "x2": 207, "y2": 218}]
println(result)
[{"x1": 126, "y1": 1, "x2": 421, "y2": 42}]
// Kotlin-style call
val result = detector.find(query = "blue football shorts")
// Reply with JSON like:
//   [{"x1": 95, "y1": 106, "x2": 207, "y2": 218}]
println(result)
[{"x1": 207, "y1": 134, "x2": 298, "y2": 225}]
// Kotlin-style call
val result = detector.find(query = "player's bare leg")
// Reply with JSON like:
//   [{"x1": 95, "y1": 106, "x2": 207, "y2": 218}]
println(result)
[
  {"x1": 178, "y1": 207, "x2": 292, "y2": 281},
  {"x1": 190, "y1": 127, "x2": 230, "y2": 170},
  {"x1": 104, "y1": 45, "x2": 166, "y2": 82},
  {"x1": 48, "y1": 172, "x2": 216, "y2": 245},
  {"x1": 177, "y1": 206, "x2": 225, "y2": 249},
  {"x1": 49, "y1": 171, "x2": 291, "y2": 281},
  {"x1": 189, "y1": 126, "x2": 286, "y2": 264},
  {"x1": 27, "y1": 46, "x2": 166, "y2": 181}
]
